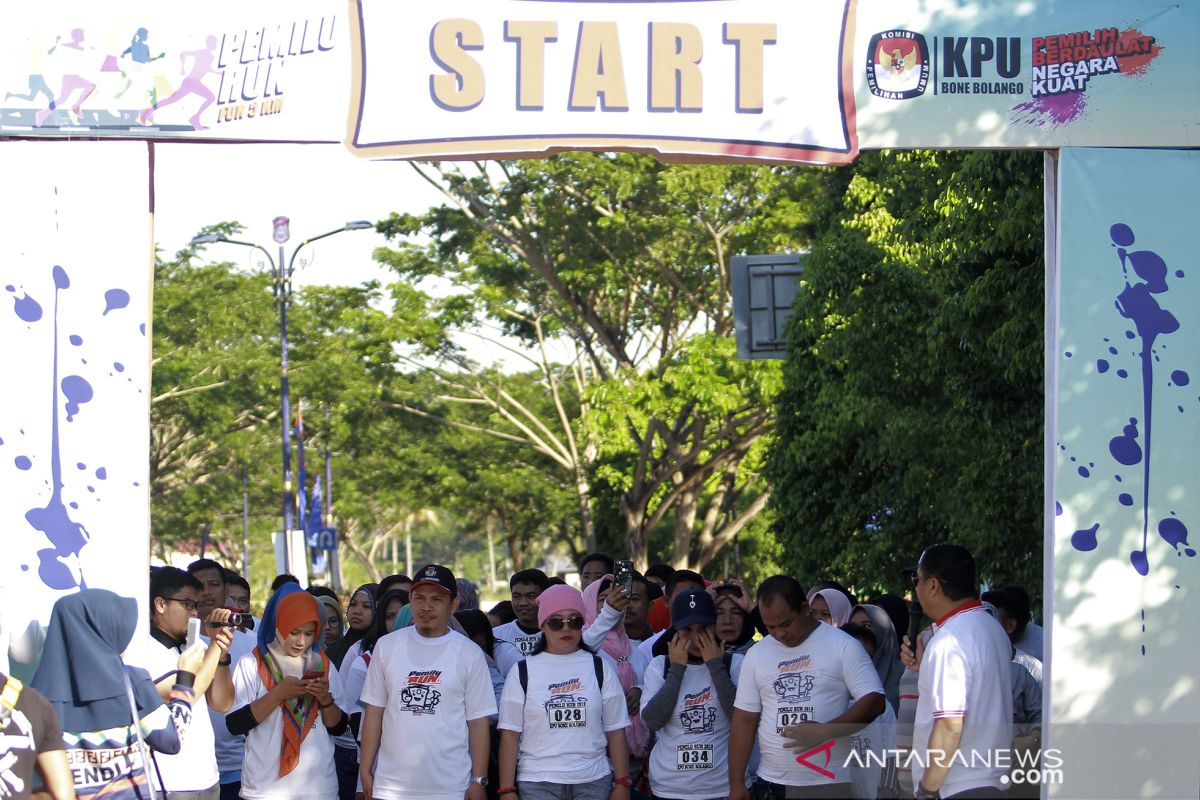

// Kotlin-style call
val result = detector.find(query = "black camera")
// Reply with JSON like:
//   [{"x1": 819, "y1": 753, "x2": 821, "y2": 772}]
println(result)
[{"x1": 207, "y1": 613, "x2": 254, "y2": 631}]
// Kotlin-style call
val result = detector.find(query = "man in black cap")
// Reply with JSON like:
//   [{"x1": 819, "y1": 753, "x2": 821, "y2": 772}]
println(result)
[
  {"x1": 358, "y1": 565, "x2": 497, "y2": 800},
  {"x1": 902, "y1": 544, "x2": 1012, "y2": 800}
]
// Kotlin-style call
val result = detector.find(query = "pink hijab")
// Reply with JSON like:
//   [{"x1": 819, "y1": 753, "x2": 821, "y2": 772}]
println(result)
[{"x1": 582, "y1": 575, "x2": 649, "y2": 758}]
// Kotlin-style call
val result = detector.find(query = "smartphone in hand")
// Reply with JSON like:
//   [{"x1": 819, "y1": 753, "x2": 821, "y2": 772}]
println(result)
[
  {"x1": 302, "y1": 669, "x2": 324, "y2": 682},
  {"x1": 185, "y1": 617, "x2": 202, "y2": 649},
  {"x1": 614, "y1": 559, "x2": 634, "y2": 594}
]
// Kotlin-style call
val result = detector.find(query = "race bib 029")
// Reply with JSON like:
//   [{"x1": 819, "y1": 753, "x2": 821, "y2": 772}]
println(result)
[{"x1": 775, "y1": 706, "x2": 815, "y2": 732}]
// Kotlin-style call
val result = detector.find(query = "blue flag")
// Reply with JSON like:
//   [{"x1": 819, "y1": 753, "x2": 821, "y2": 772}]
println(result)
[
  {"x1": 295, "y1": 410, "x2": 308, "y2": 530},
  {"x1": 307, "y1": 477, "x2": 323, "y2": 536}
]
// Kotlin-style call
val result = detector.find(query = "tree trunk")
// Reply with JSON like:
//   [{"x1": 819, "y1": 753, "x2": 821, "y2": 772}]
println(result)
[
  {"x1": 341, "y1": 522, "x2": 382, "y2": 582},
  {"x1": 671, "y1": 476, "x2": 698, "y2": 568},
  {"x1": 622, "y1": 492, "x2": 649, "y2": 570},
  {"x1": 575, "y1": 465, "x2": 597, "y2": 553}
]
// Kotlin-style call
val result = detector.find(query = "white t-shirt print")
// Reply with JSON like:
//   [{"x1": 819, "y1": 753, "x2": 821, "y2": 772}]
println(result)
[
  {"x1": 497, "y1": 649, "x2": 630, "y2": 785},
  {"x1": 359, "y1": 627, "x2": 497, "y2": 800},
  {"x1": 641, "y1": 655, "x2": 733, "y2": 799},
  {"x1": 733, "y1": 624, "x2": 884, "y2": 787}
]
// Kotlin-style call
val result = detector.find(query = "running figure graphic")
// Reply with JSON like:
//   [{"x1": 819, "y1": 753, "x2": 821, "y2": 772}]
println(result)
[{"x1": 139, "y1": 35, "x2": 217, "y2": 129}]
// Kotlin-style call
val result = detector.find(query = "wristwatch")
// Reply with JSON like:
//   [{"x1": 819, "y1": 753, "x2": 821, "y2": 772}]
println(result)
[
  {"x1": 914, "y1": 783, "x2": 941, "y2": 800},
  {"x1": 472, "y1": 776, "x2": 488, "y2": 788}
]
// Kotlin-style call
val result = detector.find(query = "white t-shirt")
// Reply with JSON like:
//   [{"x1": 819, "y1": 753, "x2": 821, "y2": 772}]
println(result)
[
  {"x1": 850, "y1": 698, "x2": 897, "y2": 800},
  {"x1": 492, "y1": 621, "x2": 541, "y2": 680},
  {"x1": 211, "y1": 628, "x2": 256, "y2": 778},
  {"x1": 498, "y1": 649, "x2": 629, "y2": 784},
  {"x1": 733, "y1": 624, "x2": 884, "y2": 787},
  {"x1": 334, "y1": 640, "x2": 364, "y2": 749},
  {"x1": 231, "y1": 649, "x2": 348, "y2": 800},
  {"x1": 913, "y1": 603, "x2": 1013, "y2": 798},
  {"x1": 136, "y1": 632, "x2": 219, "y2": 791},
  {"x1": 640, "y1": 655, "x2": 732, "y2": 799},
  {"x1": 359, "y1": 627, "x2": 497, "y2": 800},
  {"x1": 637, "y1": 629, "x2": 666, "y2": 665}
]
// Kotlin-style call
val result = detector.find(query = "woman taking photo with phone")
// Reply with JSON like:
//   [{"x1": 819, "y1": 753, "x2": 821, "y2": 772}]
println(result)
[
  {"x1": 226, "y1": 584, "x2": 348, "y2": 800},
  {"x1": 497, "y1": 584, "x2": 632, "y2": 800}
]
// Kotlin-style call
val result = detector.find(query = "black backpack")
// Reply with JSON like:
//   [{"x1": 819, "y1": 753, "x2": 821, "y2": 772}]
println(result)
[{"x1": 518, "y1": 653, "x2": 605, "y2": 696}]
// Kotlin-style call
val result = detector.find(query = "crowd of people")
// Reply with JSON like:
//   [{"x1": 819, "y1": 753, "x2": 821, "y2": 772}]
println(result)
[{"x1": 0, "y1": 545, "x2": 1044, "y2": 800}]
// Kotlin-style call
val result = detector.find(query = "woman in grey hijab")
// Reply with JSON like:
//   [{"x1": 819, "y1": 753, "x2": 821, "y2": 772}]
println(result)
[{"x1": 849, "y1": 603, "x2": 903, "y2": 712}]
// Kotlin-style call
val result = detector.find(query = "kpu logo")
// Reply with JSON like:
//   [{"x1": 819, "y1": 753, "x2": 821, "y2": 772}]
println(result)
[{"x1": 866, "y1": 30, "x2": 930, "y2": 100}]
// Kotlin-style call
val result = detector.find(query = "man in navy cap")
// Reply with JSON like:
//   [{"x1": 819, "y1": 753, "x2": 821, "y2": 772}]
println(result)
[{"x1": 359, "y1": 565, "x2": 497, "y2": 800}]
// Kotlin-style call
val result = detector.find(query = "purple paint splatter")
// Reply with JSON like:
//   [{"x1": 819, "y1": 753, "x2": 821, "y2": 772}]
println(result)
[
  {"x1": 102, "y1": 288, "x2": 130, "y2": 315},
  {"x1": 1109, "y1": 418, "x2": 1142, "y2": 466},
  {"x1": 1110, "y1": 223, "x2": 1182, "y2": 576},
  {"x1": 1011, "y1": 91, "x2": 1087, "y2": 127},
  {"x1": 1071, "y1": 523, "x2": 1100, "y2": 552},
  {"x1": 1170, "y1": 369, "x2": 1190, "y2": 386},
  {"x1": 1097, "y1": 359, "x2": 1110, "y2": 373},
  {"x1": 15, "y1": 455, "x2": 33, "y2": 470},
  {"x1": 24, "y1": 265, "x2": 91, "y2": 591},
  {"x1": 1119, "y1": 493, "x2": 1133, "y2": 506}
]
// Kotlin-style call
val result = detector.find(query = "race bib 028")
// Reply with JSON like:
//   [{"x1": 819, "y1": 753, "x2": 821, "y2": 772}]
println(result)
[{"x1": 546, "y1": 698, "x2": 588, "y2": 729}]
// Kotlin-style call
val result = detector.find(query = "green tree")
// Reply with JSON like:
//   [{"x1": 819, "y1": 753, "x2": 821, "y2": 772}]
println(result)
[
  {"x1": 768, "y1": 150, "x2": 1044, "y2": 596},
  {"x1": 377, "y1": 154, "x2": 818, "y2": 570}
]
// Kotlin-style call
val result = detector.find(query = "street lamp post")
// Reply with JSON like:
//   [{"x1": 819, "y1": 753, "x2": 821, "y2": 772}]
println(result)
[{"x1": 192, "y1": 219, "x2": 372, "y2": 572}]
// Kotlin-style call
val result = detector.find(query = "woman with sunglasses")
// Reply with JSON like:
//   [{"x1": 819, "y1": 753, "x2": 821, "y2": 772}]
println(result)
[{"x1": 497, "y1": 585, "x2": 632, "y2": 800}]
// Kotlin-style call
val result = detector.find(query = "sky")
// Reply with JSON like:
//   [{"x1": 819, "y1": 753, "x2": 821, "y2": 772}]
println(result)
[
  {"x1": 152, "y1": 142, "x2": 549, "y2": 368},
  {"x1": 153, "y1": 142, "x2": 441, "y2": 290}
]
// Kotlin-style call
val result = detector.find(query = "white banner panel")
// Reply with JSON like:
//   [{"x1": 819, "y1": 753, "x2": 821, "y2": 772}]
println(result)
[
  {"x1": 349, "y1": 0, "x2": 857, "y2": 163},
  {"x1": 0, "y1": 141, "x2": 152, "y2": 674},
  {"x1": 0, "y1": 0, "x2": 346, "y2": 141},
  {"x1": 1049, "y1": 148, "x2": 1200, "y2": 799},
  {"x1": 2, "y1": 1, "x2": 1198, "y2": 159}
]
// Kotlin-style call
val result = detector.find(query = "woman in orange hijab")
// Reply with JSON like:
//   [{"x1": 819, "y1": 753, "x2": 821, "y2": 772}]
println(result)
[{"x1": 226, "y1": 583, "x2": 348, "y2": 800}]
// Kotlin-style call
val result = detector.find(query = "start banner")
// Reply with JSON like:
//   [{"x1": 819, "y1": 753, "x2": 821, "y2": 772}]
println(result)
[{"x1": 0, "y1": 1, "x2": 1196, "y2": 162}]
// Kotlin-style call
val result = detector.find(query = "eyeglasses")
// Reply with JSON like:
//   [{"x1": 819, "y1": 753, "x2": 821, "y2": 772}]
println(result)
[
  {"x1": 544, "y1": 616, "x2": 585, "y2": 631},
  {"x1": 910, "y1": 572, "x2": 933, "y2": 589},
  {"x1": 164, "y1": 597, "x2": 198, "y2": 612}
]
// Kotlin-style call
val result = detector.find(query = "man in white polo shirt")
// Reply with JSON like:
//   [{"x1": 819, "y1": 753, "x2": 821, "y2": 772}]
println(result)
[
  {"x1": 138, "y1": 567, "x2": 236, "y2": 800},
  {"x1": 358, "y1": 564, "x2": 497, "y2": 800},
  {"x1": 729, "y1": 576, "x2": 884, "y2": 800},
  {"x1": 904, "y1": 544, "x2": 1013, "y2": 800}
]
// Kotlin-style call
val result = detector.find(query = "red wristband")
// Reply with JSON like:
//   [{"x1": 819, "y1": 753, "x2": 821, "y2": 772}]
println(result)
[
  {"x1": 614, "y1": 776, "x2": 632, "y2": 787},
  {"x1": 497, "y1": 787, "x2": 518, "y2": 797}
]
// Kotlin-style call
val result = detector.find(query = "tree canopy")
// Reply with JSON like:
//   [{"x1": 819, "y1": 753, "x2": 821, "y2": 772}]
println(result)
[{"x1": 767, "y1": 150, "x2": 1045, "y2": 597}]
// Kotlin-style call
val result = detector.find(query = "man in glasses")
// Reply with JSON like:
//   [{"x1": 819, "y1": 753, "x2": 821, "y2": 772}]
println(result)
[
  {"x1": 134, "y1": 566, "x2": 235, "y2": 800},
  {"x1": 902, "y1": 544, "x2": 1012, "y2": 800},
  {"x1": 359, "y1": 564, "x2": 497, "y2": 800}
]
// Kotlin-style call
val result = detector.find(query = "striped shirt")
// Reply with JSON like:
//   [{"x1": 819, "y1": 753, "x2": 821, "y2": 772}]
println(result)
[{"x1": 63, "y1": 684, "x2": 194, "y2": 800}]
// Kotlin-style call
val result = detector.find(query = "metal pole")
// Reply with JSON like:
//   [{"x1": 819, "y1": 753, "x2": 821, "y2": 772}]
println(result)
[
  {"x1": 279, "y1": 242, "x2": 294, "y2": 573},
  {"x1": 323, "y1": 402, "x2": 333, "y2": 530},
  {"x1": 242, "y1": 469, "x2": 250, "y2": 578}
]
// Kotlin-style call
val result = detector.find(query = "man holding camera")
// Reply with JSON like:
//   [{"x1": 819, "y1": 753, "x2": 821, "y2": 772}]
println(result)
[{"x1": 136, "y1": 566, "x2": 236, "y2": 800}]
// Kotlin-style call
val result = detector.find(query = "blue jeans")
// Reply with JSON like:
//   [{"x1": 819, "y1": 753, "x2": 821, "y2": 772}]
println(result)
[{"x1": 517, "y1": 775, "x2": 614, "y2": 800}]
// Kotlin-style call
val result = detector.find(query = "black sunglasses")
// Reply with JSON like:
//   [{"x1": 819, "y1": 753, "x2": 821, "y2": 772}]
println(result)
[{"x1": 544, "y1": 616, "x2": 585, "y2": 631}]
